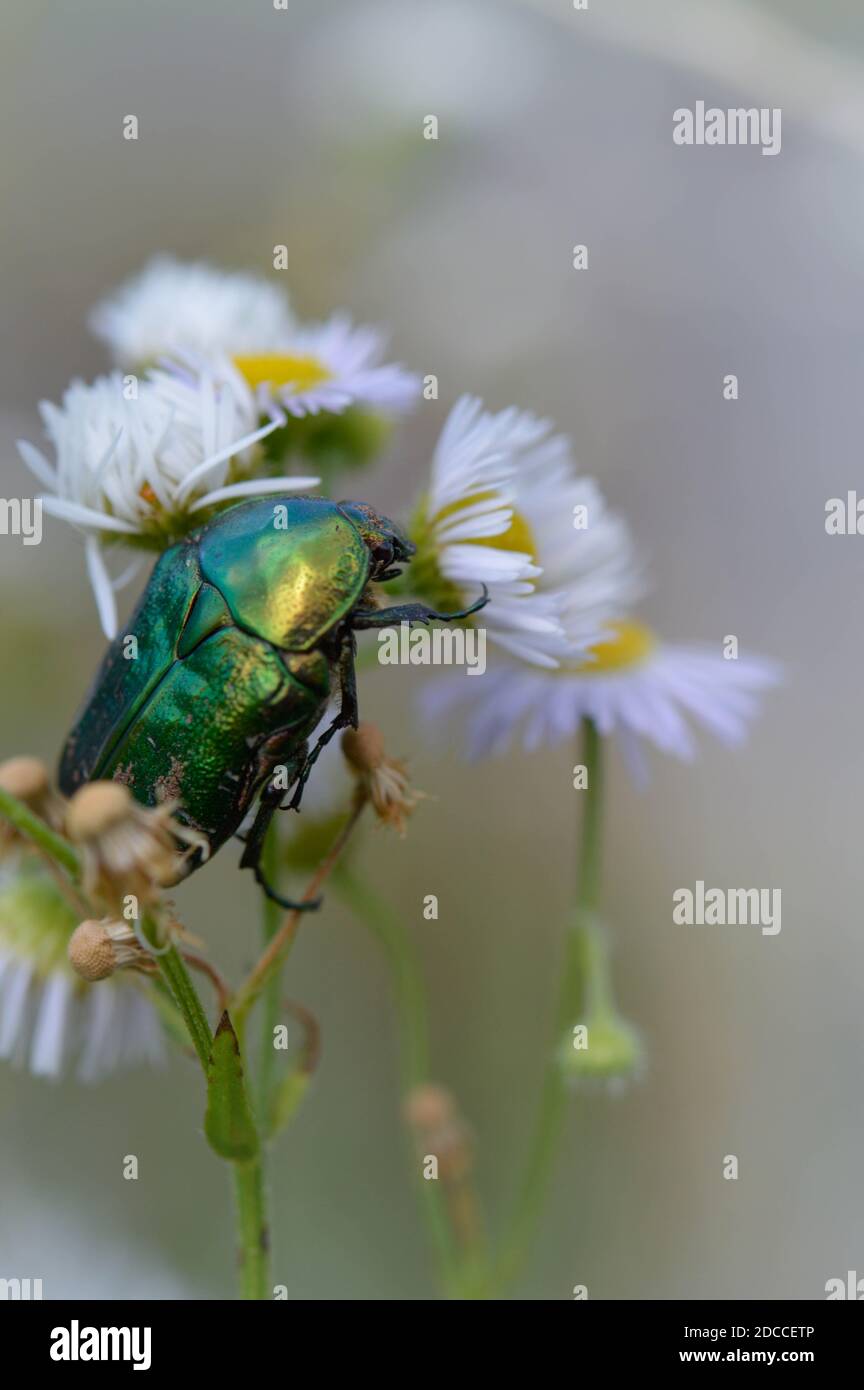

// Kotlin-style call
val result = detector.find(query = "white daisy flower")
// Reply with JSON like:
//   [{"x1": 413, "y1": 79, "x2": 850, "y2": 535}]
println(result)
[
  {"x1": 89, "y1": 256, "x2": 297, "y2": 368},
  {"x1": 425, "y1": 618, "x2": 780, "y2": 774},
  {"x1": 409, "y1": 395, "x2": 640, "y2": 667},
  {"x1": 0, "y1": 862, "x2": 164, "y2": 1083},
  {"x1": 232, "y1": 313, "x2": 420, "y2": 419},
  {"x1": 17, "y1": 365, "x2": 319, "y2": 637}
]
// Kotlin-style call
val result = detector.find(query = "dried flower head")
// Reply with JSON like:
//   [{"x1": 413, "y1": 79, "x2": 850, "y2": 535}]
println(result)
[
  {"x1": 404, "y1": 1083, "x2": 474, "y2": 1182},
  {"x1": 68, "y1": 918, "x2": 152, "y2": 982},
  {"x1": 65, "y1": 782, "x2": 208, "y2": 908},
  {"x1": 0, "y1": 756, "x2": 65, "y2": 856},
  {"x1": 341, "y1": 724, "x2": 424, "y2": 835}
]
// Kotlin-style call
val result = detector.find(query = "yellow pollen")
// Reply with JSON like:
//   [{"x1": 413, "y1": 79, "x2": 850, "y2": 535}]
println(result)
[
  {"x1": 233, "y1": 352, "x2": 332, "y2": 394},
  {"x1": 575, "y1": 619, "x2": 656, "y2": 673},
  {"x1": 436, "y1": 490, "x2": 536, "y2": 558}
]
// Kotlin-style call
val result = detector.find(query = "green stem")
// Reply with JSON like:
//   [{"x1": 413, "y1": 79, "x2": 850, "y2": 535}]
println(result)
[
  {"x1": 256, "y1": 824, "x2": 285, "y2": 1130},
  {"x1": 232, "y1": 799, "x2": 365, "y2": 1030},
  {"x1": 147, "y1": 917, "x2": 212, "y2": 1072},
  {"x1": 232, "y1": 1158, "x2": 270, "y2": 1300},
  {"x1": 150, "y1": 917, "x2": 270, "y2": 1301},
  {"x1": 494, "y1": 717, "x2": 605, "y2": 1292},
  {"x1": 228, "y1": 806, "x2": 368, "y2": 1298},
  {"x1": 334, "y1": 864, "x2": 467, "y2": 1295},
  {"x1": 0, "y1": 786, "x2": 81, "y2": 879},
  {"x1": 335, "y1": 865, "x2": 429, "y2": 1088}
]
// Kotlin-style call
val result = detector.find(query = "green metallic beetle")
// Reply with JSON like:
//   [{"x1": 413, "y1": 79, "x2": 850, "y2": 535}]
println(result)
[{"x1": 59, "y1": 495, "x2": 485, "y2": 909}]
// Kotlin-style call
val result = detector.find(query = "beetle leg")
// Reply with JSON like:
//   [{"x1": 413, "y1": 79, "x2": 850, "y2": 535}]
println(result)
[
  {"x1": 351, "y1": 585, "x2": 489, "y2": 629},
  {"x1": 239, "y1": 779, "x2": 323, "y2": 912},
  {"x1": 287, "y1": 639, "x2": 359, "y2": 813}
]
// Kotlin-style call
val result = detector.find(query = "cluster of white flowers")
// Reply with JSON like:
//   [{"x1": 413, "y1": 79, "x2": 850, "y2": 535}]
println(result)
[
  {"x1": 18, "y1": 259, "x2": 420, "y2": 637},
  {"x1": 18, "y1": 255, "x2": 778, "y2": 760},
  {"x1": 4, "y1": 258, "x2": 780, "y2": 1090}
]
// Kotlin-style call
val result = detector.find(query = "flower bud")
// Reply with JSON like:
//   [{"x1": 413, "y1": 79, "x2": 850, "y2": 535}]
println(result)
[
  {"x1": 0, "y1": 756, "x2": 65, "y2": 855},
  {"x1": 65, "y1": 781, "x2": 208, "y2": 909},
  {"x1": 404, "y1": 1083, "x2": 474, "y2": 1182},
  {"x1": 68, "y1": 918, "x2": 147, "y2": 981},
  {"x1": 342, "y1": 723, "x2": 423, "y2": 835},
  {"x1": 558, "y1": 1011, "x2": 643, "y2": 1091}
]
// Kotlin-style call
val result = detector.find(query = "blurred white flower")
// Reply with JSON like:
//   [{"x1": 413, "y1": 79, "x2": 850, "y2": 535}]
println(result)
[
  {"x1": 0, "y1": 863, "x2": 164, "y2": 1083},
  {"x1": 411, "y1": 395, "x2": 639, "y2": 667},
  {"x1": 17, "y1": 366, "x2": 318, "y2": 637},
  {"x1": 231, "y1": 312, "x2": 420, "y2": 419},
  {"x1": 90, "y1": 257, "x2": 418, "y2": 440},
  {"x1": 89, "y1": 256, "x2": 297, "y2": 368},
  {"x1": 425, "y1": 617, "x2": 780, "y2": 774}
]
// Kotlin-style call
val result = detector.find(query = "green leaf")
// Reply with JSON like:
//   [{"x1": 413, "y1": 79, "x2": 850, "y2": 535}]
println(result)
[{"x1": 204, "y1": 1011, "x2": 260, "y2": 1161}]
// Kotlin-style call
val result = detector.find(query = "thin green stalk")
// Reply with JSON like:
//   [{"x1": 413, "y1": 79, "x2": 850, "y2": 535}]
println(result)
[
  {"x1": 0, "y1": 786, "x2": 80, "y2": 879},
  {"x1": 494, "y1": 717, "x2": 604, "y2": 1291},
  {"x1": 228, "y1": 805, "x2": 369, "y2": 1298},
  {"x1": 148, "y1": 919, "x2": 212, "y2": 1072},
  {"x1": 232, "y1": 1158, "x2": 270, "y2": 1300},
  {"x1": 334, "y1": 864, "x2": 467, "y2": 1295},
  {"x1": 256, "y1": 823, "x2": 285, "y2": 1129},
  {"x1": 151, "y1": 920, "x2": 270, "y2": 1301},
  {"x1": 232, "y1": 798, "x2": 366, "y2": 1030},
  {"x1": 334, "y1": 864, "x2": 429, "y2": 1088}
]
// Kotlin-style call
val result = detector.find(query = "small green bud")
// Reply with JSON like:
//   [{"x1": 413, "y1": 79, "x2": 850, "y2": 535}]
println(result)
[{"x1": 558, "y1": 1010, "x2": 643, "y2": 1090}]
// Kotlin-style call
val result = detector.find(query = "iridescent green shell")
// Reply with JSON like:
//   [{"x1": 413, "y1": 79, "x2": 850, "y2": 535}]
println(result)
[{"x1": 58, "y1": 497, "x2": 371, "y2": 857}]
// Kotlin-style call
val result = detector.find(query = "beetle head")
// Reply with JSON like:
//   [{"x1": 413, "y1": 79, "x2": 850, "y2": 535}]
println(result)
[{"x1": 338, "y1": 501, "x2": 416, "y2": 581}]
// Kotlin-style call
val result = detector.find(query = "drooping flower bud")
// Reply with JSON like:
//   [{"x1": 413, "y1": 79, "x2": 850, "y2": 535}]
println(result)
[
  {"x1": 65, "y1": 781, "x2": 208, "y2": 909},
  {"x1": 404, "y1": 1083, "x2": 474, "y2": 1182},
  {"x1": 557, "y1": 1010, "x2": 643, "y2": 1092},
  {"x1": 341, "y1": 724, "x2": 424, "y2": 835},
  {"x1": 68, "y1": 918, "x2": 151, "y2": 982},
  {"x1": 0, "y1": 756, "x2": 65, "y2": 856}
]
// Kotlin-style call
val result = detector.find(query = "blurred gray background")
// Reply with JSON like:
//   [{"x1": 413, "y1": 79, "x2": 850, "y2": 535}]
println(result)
[{"x1": 1, "y1": 0, "x2": 862, "y2": 1299}]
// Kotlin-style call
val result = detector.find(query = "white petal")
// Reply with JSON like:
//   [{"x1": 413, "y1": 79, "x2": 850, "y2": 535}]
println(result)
[
  {"x1": 189, "y1": 475, "x2": 320, "y2": 511},
  {"x1": 16, "y1": 439, "x2": 57, "y2": 487},
  {"x1": 0, "y1": 959, "x2": 33, "y2": 1057},
  {"x1": 40, "y1": 496, "x2": 139, "y2": 534},
  {"x1": 30, "y1": 973, "x2": 74, "y2": 1078},
  {"x1": 86, "y1": 536, "x2": 119, "y2": 639},
  {"x1": 174, "y1": 414, "x2": 285, "y2": 502}
]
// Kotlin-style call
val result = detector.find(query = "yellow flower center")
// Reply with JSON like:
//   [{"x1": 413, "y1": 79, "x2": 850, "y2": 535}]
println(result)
[
  {"x1": 233, "y1": 352, "x2": 332, "y2": 394},
  {"x1": 575, "y1": 619, "x2": 656, "y2": 673},
  {"x1": 435, "y1": 491, "x2": 537, "y2": 558}
]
